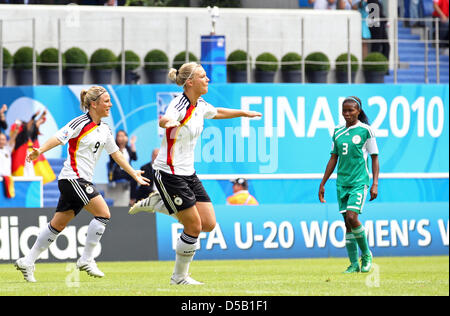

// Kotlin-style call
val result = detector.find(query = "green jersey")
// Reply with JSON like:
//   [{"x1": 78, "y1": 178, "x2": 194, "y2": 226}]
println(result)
[{"x1": 331, "y1": 121, "x2": 379, "y2": 187}]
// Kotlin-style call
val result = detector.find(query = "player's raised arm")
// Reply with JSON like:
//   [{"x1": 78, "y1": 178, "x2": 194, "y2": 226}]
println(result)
[
  {"x1": 213, "y1": 107, "x2": 262, "y2": 120},
  {"x1": 26, "y1": 136, "x2": 63, "y2": 162}
]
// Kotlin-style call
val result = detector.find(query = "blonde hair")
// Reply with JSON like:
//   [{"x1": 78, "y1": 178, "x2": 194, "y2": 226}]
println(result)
[
  {"x1": 168, "y1": 62, "x2": 200, "y2": 87},
  {"x1": 80, "y1": 86, "x2": 107, "y2": 112}
]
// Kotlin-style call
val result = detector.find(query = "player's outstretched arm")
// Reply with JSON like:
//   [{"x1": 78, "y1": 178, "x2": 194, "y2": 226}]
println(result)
[
  {"x1": 213, "y1": 108, "x2": 262, "y2": 120},
  {"x1": 159, "y1": 116, "x2": 180, "y2": 129},
  {"x1": 318, "y1": 154, "x2": 338, "y2": 203},
  {"x1": 110, "y1": 150, "x2": 150, "y2": 186},
  {"x1": 26, "y1": 136, "x2": 63, "y2": 162}
]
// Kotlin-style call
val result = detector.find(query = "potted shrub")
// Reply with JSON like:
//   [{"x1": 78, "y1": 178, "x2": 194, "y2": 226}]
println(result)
[
  {"x1": 281, "y1": 52, "x2": 302, "y2": 83},
  {"x1": 39, "y1": 47, "x2": 65, "y2": 85},
  {"x1": 2, "y1": 47, "x2": 13, "y2": 86},
  {"x1": 362, "y1": 52, "x2": 388, "y2": 83},
  {"x1": 254, "y1": 52, "x2": 278, "y2": 83},
  {"x1": 335, "y1": 53, "x2": 359, "y2": 83},
  {"x1": 63, "y1": 47, "x2": 88, "y2": 84},
  {"x1": 227, "y1": 49, "x2": 249, "y2": 83},
  {"x1": 144, "y1": 49, "x2": 169, "y2": 83},
  {"x1": 172, "y1": 51, "x2": 198, "y2": 71},
  {"x1": 305, "y1": 52, "x2": 330, "y2": 83},
  {"x1": 117, "y1": 50, "x2": 141, "y2": 84},
  {"x1": 90, "y1": 48, "x2": 117, "y2": 84},
  {"x1": 13, "y1": 46, "x2": 40, "y2": 86}
]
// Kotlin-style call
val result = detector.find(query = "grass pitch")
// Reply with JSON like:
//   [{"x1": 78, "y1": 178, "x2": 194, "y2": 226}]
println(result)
[{"x1": 0, "y1": 256, "x2": 448, "y2": 296}]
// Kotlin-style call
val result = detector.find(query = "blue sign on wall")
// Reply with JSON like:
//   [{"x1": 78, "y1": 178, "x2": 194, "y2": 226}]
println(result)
[
  {"x1": 0, "y1": 178, "x2": 42, "y2": 208},
  {"x1": 155, "y1": 202, "x2": 449, "y2": 260},
  {"x1": 201, "y1": 35, "x2": 227, "y2": 83},
  {"x1": 0, "y1": 84, "x2": 448, "y2": 184}
]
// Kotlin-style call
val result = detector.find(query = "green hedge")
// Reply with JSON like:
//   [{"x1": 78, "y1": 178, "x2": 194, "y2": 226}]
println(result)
[
  {"x1": 40, "y1": 47, "x2": 65, "y2": 69},
  {"x1": 172, "y1": 51, "x2": 198, "y2": 70},
  {"x1": 281, "y1": 52, "x2": 302, "y2": 72},
  {"x1": 227, "y1": 50, "x2": 249, "y2": 72},
  {"x1": 305, "y1": 52, "x2": 330, "y2": 72},
  {"x1": 255, "y1": 52, "x2": 278, "y2": 72},
  {"x1": 117, "y1": 50, "x2": 141, "y2": 71},
  {"x1": 13, "y1": 47, "x2": 40, "y2": 70},
  {"x1": 90, "y1": 48, "x2": 117, "y2": 70},
  {"x1": 64, "y1": 47, "x2": 88, "y2": 69},
  {"x1": 144, "y1": 49, "x2": 169, "y2": 70},
  {"x1": 363, "y1": 52, "x2": 388, "y2": 72},
  {"x1": 2, "y1": 48, "x2": 13, "y2": 69},
  {"x1": 335, "y1": 53, "x2": 359, "y2": 72}
]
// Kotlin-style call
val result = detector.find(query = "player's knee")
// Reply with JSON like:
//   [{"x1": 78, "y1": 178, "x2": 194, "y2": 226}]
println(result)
[
  {"x1": 345, "y1": 211, "x2": 358, "y2": 227},
  {"x1": 184, "y1": 221, "x2": 202, "y2": 236},
  {"x1": 201, "y1": 221, "x2": 216, "y2": 233},
  {"x1": 51, "y1": 222, "x2": 67, "y2": 232}
]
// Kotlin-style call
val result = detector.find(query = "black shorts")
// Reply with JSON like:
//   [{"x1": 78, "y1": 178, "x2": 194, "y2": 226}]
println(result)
[
  {"x1": 56, "y1": 178, "x2": 100, "y2": 216},
  {"x1": 152, "y1": 169, "x2": 211, "y2": 214}
]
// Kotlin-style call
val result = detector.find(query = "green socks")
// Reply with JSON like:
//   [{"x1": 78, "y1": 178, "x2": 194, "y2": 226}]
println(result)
[
  {"x1": 352, "y1": 224, "x2": 371, "y2": 256},
  {"x1": 345, "y1": 233, "x2": 359, "y2": 265}
]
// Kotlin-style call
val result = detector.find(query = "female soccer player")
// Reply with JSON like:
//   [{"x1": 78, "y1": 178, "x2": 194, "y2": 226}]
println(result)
[
  {"x1": 130, "y1": 62, "x2": 262, "y2": 285},
  {"x1": 15, "y1": 86, "x2": 149, "y2": 283},
  {"x1": 318, "y1": 96, "x2": 379, "y2": 273}
]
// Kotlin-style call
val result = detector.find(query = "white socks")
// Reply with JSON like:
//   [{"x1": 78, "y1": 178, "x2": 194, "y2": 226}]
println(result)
[
  {"x1": 80, "y1": 217, "x2": 109, "y2": 262},
  {"x1": 155, "y1": 199, "x2": 178, "y2": 220},
  {"x1": 173, "y1": 231, "x2": 198, "y2": 280},
  {"x1": 23, "y1": 223, "x2": 60, "y2": 265},
  {"x1": 22, "y1": 217, "x2": 108, "y2": 265}
]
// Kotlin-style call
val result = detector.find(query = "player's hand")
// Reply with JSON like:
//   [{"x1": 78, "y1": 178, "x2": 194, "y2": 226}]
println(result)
[
  {"x1": 27, "y1": 148, "x2": 41, "y2": 162},
  {"x1": 133, "y1": 169, "x2": 150, "y2": 186},
  {"x1": 164, "y1": 120, "x2": 180, "y2": 128},
  {"x1": 369, "y1": 184, "x2": 378, "y2": 201},
  {"x1": 318, "y1": 185, "x2": 326, "y2": 203},
  {"x1": 245, "y1": 111, "x2": 262, "y2": 119}
]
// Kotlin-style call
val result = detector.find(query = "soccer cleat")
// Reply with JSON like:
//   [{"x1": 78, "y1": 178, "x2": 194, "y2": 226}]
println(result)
[
  {"x1": 343, "y1": 264, "x2": 360, "y2": 274},
  {"x1": 360, "y1": 252, "x2": 373, "y2": 273},
  {"x1": 128, "y1": 191, "x2": 160, "y2": 215},
  {"x1": 15, "y1": 258, "x2": 37, "y2": 283},
  {"x1": 76, "y1": 258, "x2": 105, "y2": 278},
  {"x1": 170, "y1": 274, "x2": 204, "y2": 285}
]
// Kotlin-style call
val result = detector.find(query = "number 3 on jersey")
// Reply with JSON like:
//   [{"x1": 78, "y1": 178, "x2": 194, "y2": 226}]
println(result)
[{"x1": 342, "y1": 143, "x2": 348, "y2": 155}]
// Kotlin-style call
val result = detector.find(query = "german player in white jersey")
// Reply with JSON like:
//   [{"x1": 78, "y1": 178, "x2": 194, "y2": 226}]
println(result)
[
  {"x1": 129, "y1": 62, "x2": 262, "y2": 285},
  {"x1": 319, "y1": 96, "x2": 379, "y2": 274},
  {"x1": 15, "y1": 86, "x2": 150, "y2": 283}
]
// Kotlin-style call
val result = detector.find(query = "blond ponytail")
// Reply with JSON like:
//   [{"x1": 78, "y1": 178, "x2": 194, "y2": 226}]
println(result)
[{"x1": 80, "y1": 86, "x2": 107, "y2": 112}]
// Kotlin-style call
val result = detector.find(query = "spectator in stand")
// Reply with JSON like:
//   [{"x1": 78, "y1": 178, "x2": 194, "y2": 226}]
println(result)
[
  {"x1": 433, "y1": 0, "x2": 449, "y2": 54},
  {"x1": 353, "y1": 0, "x2": 372, "y2": 59},
  {"x1": 227, "y1": 178, "x2": 259, "y2": 205},
  {"x1": 103, "y1": 0, "x2": 125, "y2": 5},
  {"x1": 0, "y1": 128, "x2": 19, "y2": 176},
  {"x1": 0, "y1": 104, "x2": 7, "y2": 134},
  {"x1": 0, "y1": 0, "x2": 41, "y2": 3},
  {"x1": 308, "y1": 0, "x2": 337, "y2": 10},
  {"x1": 135, "y1": 148, "x2": 159, "y2": 201},
  {"x1": 409, "y1": 0, "x2": 424, "y2": 27},
  {"x1": 367, "y1": 0, "x2": 390, "y2": 63},
  {"x1": 108, "y1": 129, "x2": 138, "y2": 205},
  {"x1": 338, "y1": 0, "x2": 352, "y2": 10}
]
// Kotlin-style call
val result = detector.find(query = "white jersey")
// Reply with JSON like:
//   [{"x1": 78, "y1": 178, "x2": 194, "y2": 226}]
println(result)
[
  {"x1": 0, "y1": 145, "x2": 12, "y2": 176},
  {"x1": 153, "y1": 93, "x2": 217, "y2": 176},
  {"x1": 55, "y1": 113, "x2": 119, "y2": 182}
]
